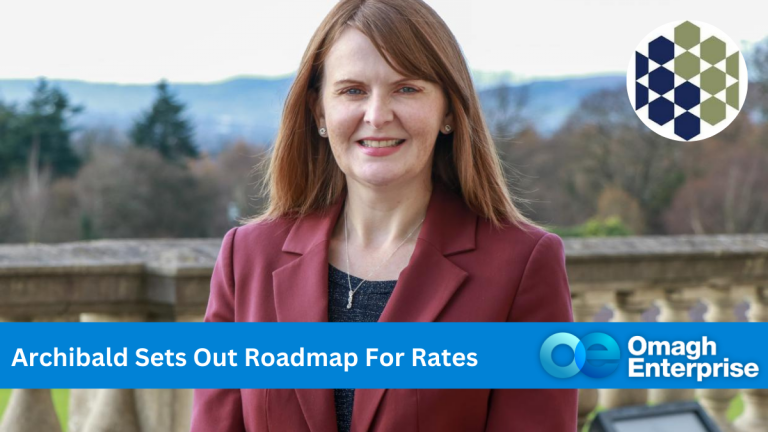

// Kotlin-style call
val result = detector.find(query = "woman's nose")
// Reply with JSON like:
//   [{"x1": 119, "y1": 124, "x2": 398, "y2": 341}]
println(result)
[{"x1": 364, "y1": 92, "x2": 394, "y2": 129}]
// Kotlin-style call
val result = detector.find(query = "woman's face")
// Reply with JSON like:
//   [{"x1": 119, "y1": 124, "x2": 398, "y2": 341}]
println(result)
[{"x1": 312, "y1": 27, "x2": 452, "y2": 190}]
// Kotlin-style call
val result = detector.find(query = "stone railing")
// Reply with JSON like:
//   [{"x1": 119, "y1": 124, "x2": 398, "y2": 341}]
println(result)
[
  {"x1": 568, "y1": 235, "x2": 768, "y2": 432},
  {"x1": 0, "y1": 239, "x2": 217, "y2": 432},
  {"x1": 0, "y1": 234, "x2": 767, "y2": 432}
]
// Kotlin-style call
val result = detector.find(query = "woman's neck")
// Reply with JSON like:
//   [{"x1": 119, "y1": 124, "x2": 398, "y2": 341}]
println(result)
[{"x1": 340, "y1": 179, "x2": 432, "y2": 249}]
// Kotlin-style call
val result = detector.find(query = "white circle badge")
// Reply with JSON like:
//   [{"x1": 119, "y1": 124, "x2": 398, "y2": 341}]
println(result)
[{"x1": 627, "y1": 21, "x2": 748, "y2": 141}]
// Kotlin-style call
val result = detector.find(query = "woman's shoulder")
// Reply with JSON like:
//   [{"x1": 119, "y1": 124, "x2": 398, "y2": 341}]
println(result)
[
  {"x1": 220, "y1": 216, "x2": 299, "y2": 258},
  {"x1": 469, "y1": 217, "x2": 566, "y2": 274},
  {"x1": 239, "y1": 215, "x2": 297, "y2": 237},
  {"x1": 477, "y1": 217, "x2": 563, "y2": 254}
]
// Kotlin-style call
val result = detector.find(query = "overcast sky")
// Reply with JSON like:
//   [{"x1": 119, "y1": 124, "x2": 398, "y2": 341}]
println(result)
[{"x1": 1, "y1": 0, "x2": 766, "y2": 84}]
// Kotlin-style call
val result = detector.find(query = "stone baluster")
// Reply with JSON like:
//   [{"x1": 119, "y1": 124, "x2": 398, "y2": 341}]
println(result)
[
  {"x1": 0, "y1": 389, "x2": 62, "y2": 432},
  {"x1": 734, "y1": 285, "x2": 768, "y2": 432},
  {"x1": 610, "y1": 290, "x2": 654, "y2": 323},
  {"x1": 0, "y1": 316, "x2": 62, "y2": 432},
  {"x1": 600, "y1": 290, "x2": 655, "y2": 409},
  {"x1": 135, "y1": 389, "x2": 174, "y2": 432},
  {"x1": 74, "y1": 313, "x2": 144, "y2": 432},
  {"x1": 571, "y1": 292, "x2": 609, "y2": 430},
  {"x1": 697, "y1": 285, "x2": 739, "y2": 432},
  {"x1": 571, "y1": 293, "x2": 607, "y2": 324},
  {"x1": 172, "y1": 313, "x2": 205, "y2": 432},
  {"x1": 649, "y1": 288, "x2": 698, "y2": 404},
  {"x1": 68, "y1": 386, "x2": 95, "y2": 432}
]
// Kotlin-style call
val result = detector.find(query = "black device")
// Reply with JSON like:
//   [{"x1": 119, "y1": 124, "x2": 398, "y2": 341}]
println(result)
[{"x1": 589, "y1": 400, "x2": 722, "y2": 432}]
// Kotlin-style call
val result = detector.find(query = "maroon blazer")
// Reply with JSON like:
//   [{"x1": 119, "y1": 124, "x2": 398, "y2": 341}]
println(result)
[{"x1": 191, "y1": 182, "x2": 577, "y2": 432}]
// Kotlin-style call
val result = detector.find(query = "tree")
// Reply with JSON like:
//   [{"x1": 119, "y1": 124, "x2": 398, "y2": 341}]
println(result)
[
  {"x1": 664, "y1": 117, "x2": 768, "y2": 234},
  {"x1": 11, "y1": 135, "x2": 51, "y2": 242},
  {"x1": 0, "y1": 100, "x2": 20, "y2": 176},
  {"x1": 747, "y1": 38, "x2": 768, "y2": 121},
  {"x1": 201, "y1": 140, "x2": 270, "y2": 221},
  {"x1": 130, "y1": 80, "x2": 198, "y2": 162},
  {"x1": 0, "y1": 79, "x2": 83, "y2": 179},
  {"x1": 553, "y1": 88, "x2": 686, "y2": 234},
  {"x1": 483, "y1": 81, "x2": 531, "y2": 143},
  {"x1": 76, "y1": 146, "x2": 221, "y2": 239}
]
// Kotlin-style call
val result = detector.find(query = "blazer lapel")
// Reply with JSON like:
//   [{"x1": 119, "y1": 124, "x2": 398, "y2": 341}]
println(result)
[
  {"x1": 272, "y1": 191, "x2": 346, "y2": 323},
  {"x1": 272, "y1": 194, "x2": 345, "y2": 432},
  {"x1": 352, "y1": 182, "x2": 478, "y2": 431},
  {"x1": 272, "y1": 181, "x2": 478, "y2": 432},
  {"x1": 379, "y1": 181, "x2": 477, "y2": 323}
]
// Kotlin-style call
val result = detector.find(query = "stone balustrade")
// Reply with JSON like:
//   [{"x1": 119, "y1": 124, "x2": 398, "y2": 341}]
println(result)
[{"x1": 0, "y1": 234, "x2": 767, "y2": 431}]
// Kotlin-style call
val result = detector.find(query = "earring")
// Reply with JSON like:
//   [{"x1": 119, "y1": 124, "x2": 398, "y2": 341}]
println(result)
[
  {"x1": 444, "y1": 125, "x2": 452, "y2": 133},
  {"x1": 319, "y1": 127, "x2": 327, "y2": 137}
]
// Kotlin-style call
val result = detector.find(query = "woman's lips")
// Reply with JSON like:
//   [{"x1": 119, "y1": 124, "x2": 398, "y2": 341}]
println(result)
[{"x1": 356, "y1": 139, "x2": 406, "y2": 157}]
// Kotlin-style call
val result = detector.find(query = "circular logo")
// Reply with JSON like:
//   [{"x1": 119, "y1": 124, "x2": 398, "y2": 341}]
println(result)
[
  {"x1": 627, "y1": 21, "x2": 748, "y2": 141},
  {"x1": 540, "y1": 332, "x2": 620, "y2": 379}
]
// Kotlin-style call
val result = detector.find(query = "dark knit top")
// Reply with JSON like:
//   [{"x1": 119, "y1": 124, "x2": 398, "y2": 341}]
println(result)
[{"x1": 328, "y1": 264, "x2": 398, "y2": 432}]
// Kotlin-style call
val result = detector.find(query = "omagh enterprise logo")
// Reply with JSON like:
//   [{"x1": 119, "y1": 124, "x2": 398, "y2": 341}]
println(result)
[
  {"x1": 540, "y1": 332, "x2": 620, "y2": 378},
  {"x1": 627, "y1": 21, "x2": 747, "y2": 141}
]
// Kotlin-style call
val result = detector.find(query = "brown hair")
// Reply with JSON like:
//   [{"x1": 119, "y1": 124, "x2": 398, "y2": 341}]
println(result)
[{"x1": 249, "y1": 0, "x2": 532, "y2": 229}]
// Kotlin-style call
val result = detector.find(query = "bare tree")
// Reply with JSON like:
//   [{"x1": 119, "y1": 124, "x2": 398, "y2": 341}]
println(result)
[
  {"x1": 484, "y1": 81, "x2": 531, "y2": 144},
  {"x1": 664, "y1": 120, "x2": 768, "y2": 235},
  {"x1": 204, "y1": 140, "x2": 269, "y2": 221},
  {"x1": 748, "y1": 38, "x2": 768, "y2": 121},
  {"x1": 12, "y1": 136, "x2": 52, "y2": 242},
  {"x1": 552, "y1": 88, "x2": 686, "y2": 234},
  {"x1": 76, "y1": 146, "x2": 225, "y2": 239}
]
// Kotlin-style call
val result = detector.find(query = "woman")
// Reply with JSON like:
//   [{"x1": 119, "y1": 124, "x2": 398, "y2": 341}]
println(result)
[{"x1": 191, "y1": 0, "x2": 577, "y2": 431}]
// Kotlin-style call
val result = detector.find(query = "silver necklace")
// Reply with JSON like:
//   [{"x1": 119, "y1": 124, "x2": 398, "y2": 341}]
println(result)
[{"x1": 343, "y1": 205, "x2": 425, "y2": 309}]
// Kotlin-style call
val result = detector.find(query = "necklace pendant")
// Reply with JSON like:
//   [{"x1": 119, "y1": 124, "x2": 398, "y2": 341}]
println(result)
[{"x1": 347, "y1": 290, "x2": 354, "y2": 309}]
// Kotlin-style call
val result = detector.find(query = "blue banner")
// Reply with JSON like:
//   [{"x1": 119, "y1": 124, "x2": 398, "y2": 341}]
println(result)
[{"x1": 0, "y1": 323, "x2": 764, "y2": 389}]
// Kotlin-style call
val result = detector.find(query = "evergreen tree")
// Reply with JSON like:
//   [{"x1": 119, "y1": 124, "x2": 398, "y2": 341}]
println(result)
[
  {"x1": 0, "y1": 100, "x2": 19, "y2": 176},
  {"x1": 0, "y1": 79, "x2": 83, "y2": 178},
  {"x1": 130, "y1": 80, "x2": 198, "y2": 161}
]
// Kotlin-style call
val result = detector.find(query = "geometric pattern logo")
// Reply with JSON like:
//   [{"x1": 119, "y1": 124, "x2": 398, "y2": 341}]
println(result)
[{"x1": 627, "y1": 21, "x2": 748, "y2": 141}]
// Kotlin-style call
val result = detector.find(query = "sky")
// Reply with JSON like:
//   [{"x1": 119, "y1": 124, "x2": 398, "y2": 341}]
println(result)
[{"x1": 1, "y1": 0, "x2": 767, "y2": 84}]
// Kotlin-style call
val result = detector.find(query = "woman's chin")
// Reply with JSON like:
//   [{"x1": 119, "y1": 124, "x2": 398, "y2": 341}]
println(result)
[{"x1": 350, "y1": 170, "x2": 409, "y2": 189}]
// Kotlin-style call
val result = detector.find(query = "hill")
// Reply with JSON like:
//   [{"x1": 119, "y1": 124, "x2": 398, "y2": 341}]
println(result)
[{"x1": 0, "y1": 73, "x2": 625, "y2": 152}]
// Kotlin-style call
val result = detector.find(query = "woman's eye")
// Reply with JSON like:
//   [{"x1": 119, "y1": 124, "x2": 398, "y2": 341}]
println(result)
[{"x1": 341, "y1": 87, "x2": 418, "y2": 96}]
